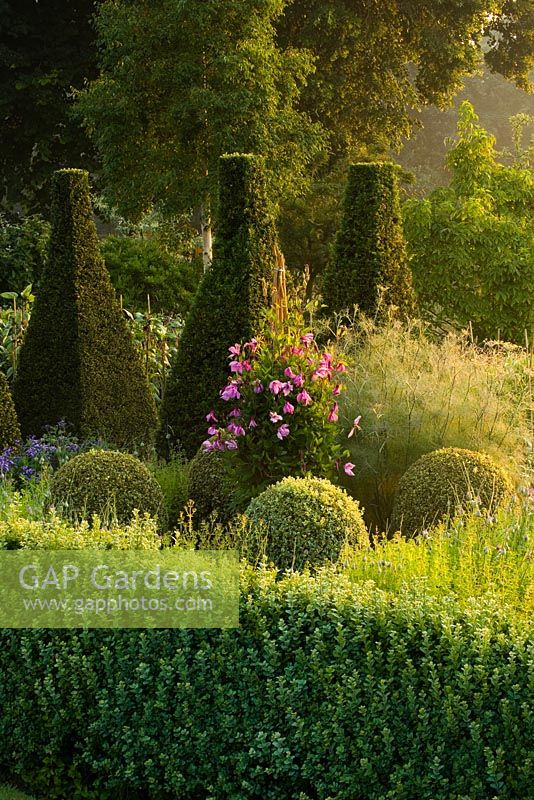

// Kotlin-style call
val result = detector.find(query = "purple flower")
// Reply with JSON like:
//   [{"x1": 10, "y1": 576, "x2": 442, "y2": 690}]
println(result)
[
  {"x1": 269, "y1": 411, "x2": 283, "y2": 423},
  {"x1": 206, "y1": 410, "x2": 218, "y2": 423},
  {"x1": 327, "y1": 402, "x2": 339, "y2": 423},
  {"x1": 207, "y1": 425, "x2": 218, "y2": 436},
  {"x1": 244, "y1": 338, "x2": 258, "y2": 353},
  {"x1": 284, "y1": 367, "x2": 296, "y2": 380},
  {"x1": 347, "y1": 415, "x2": 362, "y2": 438},
  {"x1": 229, "y1": 360, "x2": 244, "y2": 373},
  {"x1": 228, "y1": 343, "x2": 241, "y2": 357},
  {"x1": 344, "y1": 462, "x2": 356, "y2": 476},
  {"x1": 201, "y1": 439, "x2": 215, "y2": 453},
  {"x1": 277, "y1": 424, "x2": 290, "y2": 440},
  {"x1": 228, "y1": 408, "x2": 241, "y2": 418},
  {"x1": 283, "y1": 401, "x2": 295, "y2": 415},
  {"x1": 293, "y1": 373, "x2": 304, "y2": 388},
  {"x1": 242, "y1": 360, "x2": 252, "y2": 372},
  {"x1": 225, "y1": 439, "x2": 238, "y2": 451},
  {"x1": 220, "y1": 382, "x2": 241, "y2": 401},
  {"x1": 269, "y1": 380, "x2": 285, "y2": 396},
  {"x1": 300, "y1": 333, "x2": 314, "y2": 346},
  {"x1": 248, "y1": 417, "x2": 258, "y2": 429},
  {"x1": 332, "y1": 384, "x2": 341, "y2": 396},
  {"x1": 296, "y1": 389, "x2": 312, "y2": 406},
  {"x1": 335, "y1": 362, "x2": 347, "y2": 373},
  {"x1": 227, "y1": 422, "x2": 246, "y2": 437},
  {"x1": 282, "y1": 381, "x2": 293, "y2": 396},
  {"x1": 253, "y1": 381, "x2": 264, "y2": 394}
]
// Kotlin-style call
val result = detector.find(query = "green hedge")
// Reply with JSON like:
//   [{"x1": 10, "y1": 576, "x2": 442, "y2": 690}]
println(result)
[{"x1": 0, "y1": 571, "x2": 531, "y2": 800}]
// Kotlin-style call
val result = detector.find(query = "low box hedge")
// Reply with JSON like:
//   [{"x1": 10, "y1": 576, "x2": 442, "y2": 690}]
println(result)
[{"x1": 0, "y1": 568, "x2": 531, "y2": 800}]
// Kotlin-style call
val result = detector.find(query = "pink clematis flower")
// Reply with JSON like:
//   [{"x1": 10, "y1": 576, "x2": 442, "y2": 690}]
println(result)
[
  {"x1": 327, "y1": 402, "x2": 339, "y2": 423},
  {"x1": 282, "y1": 381, "x2": 293, "y2": 396},
  {"x1": 277, "y1": 424, "x2": 290, "y2": 440},
  {"x1": 227, "y1": 422, "x2": 246, "y2": 437},
  {"x1": 347, "y1": 415, "x2": 362, "y2": 437},
  {"x1": 283, "y1": 401, "x2": 295, "y2": 415},
  {"x1": 206, "y1": 410, "x2": 218, "y2": 423},
  {"x1": 344, "y1": 462, "x2": 356, "y2": 476},
  {"x1": 284, "y1": 367, "x2": 297, "y2": 380},
  {"x1": 248, "y1": 417, "x2": 258, "y2": 429},
  {"x1": 229, "y1": 408, "x2": 241, "y2": 418},
  {"x1": 269, "y1": 411, "x2": 283, "y2": 423},
  {"x1": 229, "y1": 360, "x2": 244, "y2": 373},
  {"x1": 228, "y1": 344, "x2": 241, "y2": 357},
  {"x1": 296, "y1": 389, "x2": 312, "y2": 406},
  {"x1": 269, "y1": 380, "x2": 285, "y2": 395},
  {"x1": 220, "y1": 382, "x2": 241, "y2": 401},
  {"x1": 293, "y1": 373, "x2": 304, "y2": 388},
  {"x1": 207, "y1": 426, "x2": 218, "y2": 436},
  {"x1": 244, "y1": 338, "x2": 258, "y2": 352}
]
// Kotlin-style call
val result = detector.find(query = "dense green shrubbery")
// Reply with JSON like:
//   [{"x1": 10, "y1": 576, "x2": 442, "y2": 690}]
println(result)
[
  {"x1": 322, "y1": 162, "x2": 416, "y2": 320},
  {"x1": 51, "y1": 449, "x2": 166, "y2": 527},
  {"x1": 159, "y1": 154, "x2": 276, "y2": 458},
  {"x1": 187, "y1": 448, "x2": 236, "y2": 523},
  {"x1": 12, "y1": 169, "x2": 157, "y2": 449},
  {"x1": 245, "y1": 476, "x2": 368, "y2": 570},
  {"x1": 0, "y1": 371, "x2": 20, "y2": 452},
  {"x1": 0, "y1": 571, "x2": 531, "y2": 800},
  {"x1": 0, "y1": 214, "x2": 50, "y2": 293},
  {"x1": 152, "y1": 453, "x2": 190, "y2": 530},
  {"x1": 339, "y1": 317, "x2": 531, "y2": 531},
  {"x1": 391, "y1": 447, "x2": 513, "y2": 536},
  {"x1": 404, "y1": 101, "x2": 534, "y2": 344},
  {"x1": 100, "y1": 234, "x2": 202, "y2": 315}
]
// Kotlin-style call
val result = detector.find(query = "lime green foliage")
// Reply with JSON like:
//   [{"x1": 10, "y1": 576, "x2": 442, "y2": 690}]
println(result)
[
  {"x1": 404, "y1": 101, "x2": 534, "y2": 344},
  {"x1": 391, "y1": 447, "x2": 514, "y2": 537},
  {"x1": 0, "y1": 371, "x2": 20, "y2": 451},
  {"x1": 340, "y1": 318, "x2": 531, "y2": 531},
  {"x1": 187, "y1": 449, "x2": 236, "y2": 524},
  {"x1": 0, "y1": 570, "x2": 531, "y2": 800},
  {"x1": 153, "y1": 453, "x2": 189, "y2": 530},
  {"x1": 0, "y1": 785, "x2": 35, "y2": 800},
  {"x1": 323, "y1": 162, "x2": 416, "y2": 320},
  {"x1": 0, "y1": 214, "x2": 49, "y2": 293},
  {"x1": 101, "y1": 234, "x2": 202, "y2": 315},
  {"x1": 346, "y1": 505, "x2": 533, "y2": 620},
  {"x1": 245, "y1": 476, "x2": 368, "y2": 571},
  {"x1": 159, "y1": 154, "x2": 276, "y2": 458},
  {"x1": 51, "y1": 450, "x2": 166, "y2": 527},
  {"x1": 12, "y1": 169, "x2": 157, "y2": 449}
]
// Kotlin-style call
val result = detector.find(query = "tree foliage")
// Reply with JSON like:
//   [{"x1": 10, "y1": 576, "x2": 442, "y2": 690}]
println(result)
[{"x1": 403, "y1": 101, "x2": 534, "y2": 344}]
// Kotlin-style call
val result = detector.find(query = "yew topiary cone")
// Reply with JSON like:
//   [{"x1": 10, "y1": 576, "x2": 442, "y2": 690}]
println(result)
[
  {"x1": 0, "y1": 370, "x2": 20, "y2": 451},
  {"x1": 13, "y1": 169, "x2": 157, "y2": 449}
]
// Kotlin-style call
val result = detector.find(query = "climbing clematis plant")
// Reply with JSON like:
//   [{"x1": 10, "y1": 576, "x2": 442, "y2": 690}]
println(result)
[{"x1": 202, "y1": 305, "x2": 357, "y2": 498}]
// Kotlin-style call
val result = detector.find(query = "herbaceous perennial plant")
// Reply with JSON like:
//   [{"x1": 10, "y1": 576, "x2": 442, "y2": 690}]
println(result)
[{"x1": 202, "y1": 307, "x2": 358, "y2": 496}]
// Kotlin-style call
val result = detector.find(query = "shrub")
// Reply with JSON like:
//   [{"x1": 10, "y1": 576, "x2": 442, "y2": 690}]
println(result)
[
  {"x1": 187, "y1": 448, "x2": 236, "y2": 524},
  {"x1": 158, "y1": 154, "x2": 276, "y2": 458},
  {"x1": 100, "y1": 234, "x2": 202, "y2": 315},
  {"x1": 0, "y1": 371, "x2": 20, "y2": 452},
  {"x1": 0, "y1": 214, "x2": 50, "y2": 293},
  {"x1": 202, "y1": 302, "x2": 354, "y2": 503},
  {"x1": 0, "y1": 575, "x2": 531, "y2": 800},
  {"x1": 51, "y1": 449, "x2": 166, "y2": 527},
  {"x1": 403, "y1": 101, "x2": 534, "y2": 344},
  {"x1": 391, "y1": 447, "x2": 514, "y2": 536},
  {"x1": 340, "y1": 317, "x2": 531, "y2": 531},
  {"x1": 12, "y1": 169, "x2": 157, "y2": 450},
  {"x1": 245, "y1": 476, "x2": 368, "y2": 571},
  {"x1": 322, "y1": 162, "x2": 416, "y2": 320}
]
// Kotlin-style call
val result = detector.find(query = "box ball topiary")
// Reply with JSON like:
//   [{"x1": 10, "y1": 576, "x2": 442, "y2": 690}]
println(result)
[
  {"x1": 245, "y1": 476, "x2": 368, "y2": 571},
  {"x1": 391, "y1": 447, "x2": 514, "y2": 537},
  {"x1": 188, "y1": 448, "x2": 236, "y2": 524},
  {"x1": 51, "y1": 449, "x2": 166, "y2": 527}
]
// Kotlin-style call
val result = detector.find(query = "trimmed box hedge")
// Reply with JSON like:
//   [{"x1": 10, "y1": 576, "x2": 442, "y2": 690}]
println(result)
[{"x1": 0, "y1": 569, "x2": 531, "y2": 800}]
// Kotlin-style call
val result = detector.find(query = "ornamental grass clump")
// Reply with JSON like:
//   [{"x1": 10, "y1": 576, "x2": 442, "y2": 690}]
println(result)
[
  {"x1": 245, "y1": 476, "x2": 368, "y2": 571},
  {"x1": 202, "y1": 303, "x2": 357, "y2": 503}
]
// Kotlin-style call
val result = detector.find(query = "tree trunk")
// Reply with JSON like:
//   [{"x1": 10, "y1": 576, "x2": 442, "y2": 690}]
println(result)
[{"x1": 200, "y1": 203, "x2": 212, "y2": 271}]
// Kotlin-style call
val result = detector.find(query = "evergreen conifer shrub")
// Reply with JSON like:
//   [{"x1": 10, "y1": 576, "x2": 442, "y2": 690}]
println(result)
[
  {"x1": 158, "y1": 154, "x2": 276, "y2": 458},
  {"x1": 0, "y1": 370, "x2": 20, "y2": 451},
  {"x1": 323, "y1": 162, "x2": 416, "y2": 319},
  {"x1": 12, "y1": 169, "x2": 157, "y2": 449}
]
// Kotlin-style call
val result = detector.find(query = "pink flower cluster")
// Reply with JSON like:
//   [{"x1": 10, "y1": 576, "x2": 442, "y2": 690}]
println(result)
[{"x1": 201, "y1": 333, "x2": 359, "y2": 477}]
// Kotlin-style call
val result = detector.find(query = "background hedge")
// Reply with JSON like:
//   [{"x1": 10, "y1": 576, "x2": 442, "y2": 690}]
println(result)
[
  {"x1": 323, "y1": 162, "x2": 416, "y2": 320},
  {"x1": 158, "y1": 154, "x2": 276, "y2": 458},
  {"x1": 0, "y1": 571, "x2": 531, "y2": 800},
  {"x1": 12, "y1": 169, "x2": 157, "y2": 450}
]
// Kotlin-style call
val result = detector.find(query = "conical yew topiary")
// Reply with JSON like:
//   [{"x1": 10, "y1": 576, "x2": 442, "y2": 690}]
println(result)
[
  {"x1": 0, "y1": 370, "x2": 20, "y2": 451},
  {"x1": 158, "y1": 154, "x2": 276, "y2": 458},
  {"x1": 13, "y1": 169, "x2": 157, "y2": 449},
  {"x1": 323, "y1": 162, "x2": 417, "y2": 320}
]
